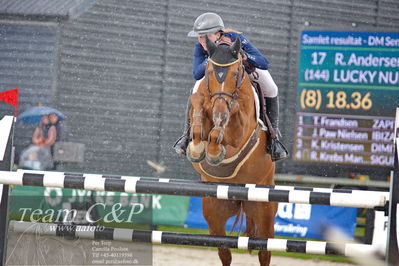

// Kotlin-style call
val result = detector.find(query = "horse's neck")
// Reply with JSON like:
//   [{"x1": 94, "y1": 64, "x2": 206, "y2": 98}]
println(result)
[{"x1": 226, "y1": 78, "x2": 257, "y2": 150}]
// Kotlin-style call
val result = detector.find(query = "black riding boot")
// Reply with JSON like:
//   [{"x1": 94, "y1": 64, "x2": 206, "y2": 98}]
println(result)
[
  {"x1": 173, "y1": 99, "x2": 191, "y2": 155},
  {"x1": 265, "y1": 96, "x2": 288, "y2": 161}
]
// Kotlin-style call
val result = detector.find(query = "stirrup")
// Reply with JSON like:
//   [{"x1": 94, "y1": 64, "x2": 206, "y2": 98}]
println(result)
[
  {"x1": 173, "y1": 135, "x2": 189, "y2": 155},
  {"x1": 268, "y1": 138, "x2": 288, "y2": 162}
]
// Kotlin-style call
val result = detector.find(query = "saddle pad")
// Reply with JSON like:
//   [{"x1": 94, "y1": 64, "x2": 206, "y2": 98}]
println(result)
[{"x1": 252, "y1": 86, "x2": 267, "y2": 131}]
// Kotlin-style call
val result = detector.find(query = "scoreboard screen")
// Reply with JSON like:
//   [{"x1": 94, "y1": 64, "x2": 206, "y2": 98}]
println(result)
[{"x1": 293, "y1": 30, "x2": 399, "y2": 167}]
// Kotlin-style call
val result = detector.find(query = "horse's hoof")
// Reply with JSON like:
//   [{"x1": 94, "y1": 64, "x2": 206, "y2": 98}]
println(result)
[
  {"x1": 186, "y1": 141, "x2": 206, "y2": 162},
  {"x1": 205, "y1": 145, "x2": 226, "y2": 166}
]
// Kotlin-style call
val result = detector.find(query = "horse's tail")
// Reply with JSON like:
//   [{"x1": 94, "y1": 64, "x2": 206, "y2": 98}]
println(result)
[
  {"x1": 230, "y1": 202, "x2": 258, "y2": 254},
  {"x1": 230, "y1": 203, "x2": 245, "y2": 234},
  {"x1": 245, "y1": 215, "x2": 257, "y2": 254}
]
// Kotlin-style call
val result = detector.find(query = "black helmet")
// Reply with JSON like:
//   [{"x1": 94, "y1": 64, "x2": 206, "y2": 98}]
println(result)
[{"x1": 187, "y1": 12, "x2": 224, "y2": 37}]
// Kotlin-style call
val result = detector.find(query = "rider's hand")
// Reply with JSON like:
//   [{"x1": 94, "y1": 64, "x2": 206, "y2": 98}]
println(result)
[
  {"x1": 241, "y1": 51, "x2": 255, "y2": 73},
  {"x1": 241, "y1": 51, "x2": 248, "y2": 61},
  {"x1": 199, "y1": 36, "x2": 207, "y2": 51}
]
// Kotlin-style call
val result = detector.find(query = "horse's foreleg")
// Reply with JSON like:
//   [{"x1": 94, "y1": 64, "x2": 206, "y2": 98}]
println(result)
[
  {"x1": 187, "y1": 92, "x2": 206, "y2": 162},
  {"x1": 202, "y1": 197, "x2": 241, "y2": 266}
]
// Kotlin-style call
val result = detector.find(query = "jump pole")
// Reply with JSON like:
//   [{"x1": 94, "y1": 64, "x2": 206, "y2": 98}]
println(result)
[
  {"x1": 0, "y1": 170, "x2": 387, "y2": 209},
  {"x1": 16, "y1": 169, "x2": 390, "y2": 200},
  {"x1": 9, "y1": 221, "x2": 378, "y2": 257}
]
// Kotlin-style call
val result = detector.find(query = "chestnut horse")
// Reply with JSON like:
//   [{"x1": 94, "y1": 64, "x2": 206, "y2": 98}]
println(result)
[{"x1": 186, "y1": 37, "x2": 277, "y2": 266}]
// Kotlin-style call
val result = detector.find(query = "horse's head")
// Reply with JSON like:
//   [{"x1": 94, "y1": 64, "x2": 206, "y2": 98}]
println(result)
[
  {"x1": 203, "y1": 36, "x2": 245, "y2": 165},
  {"x1": 206, "y1": 36, "x2": 243, "y2": 117}
]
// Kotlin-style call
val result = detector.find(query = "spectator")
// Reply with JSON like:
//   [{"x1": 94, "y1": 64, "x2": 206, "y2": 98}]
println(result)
[
  {"x1": 49, "y1": 113, "x2": 70, "y2": 170},
  {"x1": 49, "y1": 113, "x2": 69, "y2": 142},
  {"x1": 32, "y1": 115, "x2": 57, "y2": 147},
  {"x1": 19, "y1": 115, "x2": 56, "y2": 170},
  {"x1": 18, "y1": 108, "x2": 68, "y2": 171}
]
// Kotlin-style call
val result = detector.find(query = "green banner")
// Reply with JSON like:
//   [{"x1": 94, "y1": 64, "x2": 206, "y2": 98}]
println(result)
[{"x1": 10, "y1": 185, "x2": 190, "y2": 227}]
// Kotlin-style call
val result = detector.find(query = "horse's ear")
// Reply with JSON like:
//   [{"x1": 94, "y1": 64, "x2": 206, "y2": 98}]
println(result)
[
  {"x1": 206, "y1": 35, "x2": 217, "y2": 57},
  {"x1": 230, "y1": 37, "x2": 241, "y2": 58}
]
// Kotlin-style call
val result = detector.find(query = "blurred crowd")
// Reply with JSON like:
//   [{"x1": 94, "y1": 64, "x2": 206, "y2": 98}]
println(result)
[{"x1": 19, "y1": 111, "x2": 68, "y2": 170}]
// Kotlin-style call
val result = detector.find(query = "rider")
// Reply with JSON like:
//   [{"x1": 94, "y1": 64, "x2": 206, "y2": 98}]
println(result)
[{"x1": 174, "y1": 12, "x2": 287, "y2": 161}]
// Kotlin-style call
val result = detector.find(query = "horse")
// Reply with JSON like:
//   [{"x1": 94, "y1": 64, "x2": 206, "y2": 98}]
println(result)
[{"x1": 185, "y1": 36, "x2": 278, "y2": 266}]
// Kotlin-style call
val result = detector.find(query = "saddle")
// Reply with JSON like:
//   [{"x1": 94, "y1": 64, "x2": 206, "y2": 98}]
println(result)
[{"x1": 251, "y1": 79, "x2": 277, "y2": 140}]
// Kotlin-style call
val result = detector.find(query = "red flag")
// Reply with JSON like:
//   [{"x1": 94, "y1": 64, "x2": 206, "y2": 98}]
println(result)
[{"x1": 0, "y1": 88, "x2": 18, "y2": 116}]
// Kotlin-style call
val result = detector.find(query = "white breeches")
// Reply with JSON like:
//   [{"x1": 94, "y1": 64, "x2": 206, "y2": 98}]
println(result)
[
  {"x1": 249, "y1": 69, "x2": 278, "y2": 98},
  {"x1": 192, "y1": 69, "x2": 278, "y2": 98}
]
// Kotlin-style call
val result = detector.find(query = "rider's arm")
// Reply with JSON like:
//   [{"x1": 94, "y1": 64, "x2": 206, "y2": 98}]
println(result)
[
  {"x1": 39, "y1": 126, "x2": 57, "y2": 147},
  {"x1": 240, "y1": 34, "x2": 269, "y2": 70},
  {"x1": 192, "y1": 43, "x2": 208, "y2": 80},
  {"x1": 32, "y1": 125, "x2": 44, "y2": 145}
]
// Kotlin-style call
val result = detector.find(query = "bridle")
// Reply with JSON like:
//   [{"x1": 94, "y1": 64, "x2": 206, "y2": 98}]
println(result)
[
  {"x1": 200, "y1": 46, "x2": 246, "y2": 145},
  {"x1": 204, "y1": 53, "x2": 246, "y2": 112}
]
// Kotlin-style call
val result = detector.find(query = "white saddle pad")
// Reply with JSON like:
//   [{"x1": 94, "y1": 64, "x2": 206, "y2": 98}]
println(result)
[{"x1": 252, "y1": 86, "x2": 268, "y2": 131}]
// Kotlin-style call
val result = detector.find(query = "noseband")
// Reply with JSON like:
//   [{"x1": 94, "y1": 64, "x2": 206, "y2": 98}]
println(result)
[{"x1": 205, "y1": 56, "x2": 245, "y2": 111}]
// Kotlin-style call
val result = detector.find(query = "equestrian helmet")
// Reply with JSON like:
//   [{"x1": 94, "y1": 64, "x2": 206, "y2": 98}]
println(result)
[{"x1": 187, "y1": 12, "x2": 224, "y2": 37}]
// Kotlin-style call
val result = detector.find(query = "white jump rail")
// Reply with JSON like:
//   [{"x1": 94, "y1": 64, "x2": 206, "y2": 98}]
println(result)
[{"x1": 0, "y1": 170, "x2": 387, "y2": 209}]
